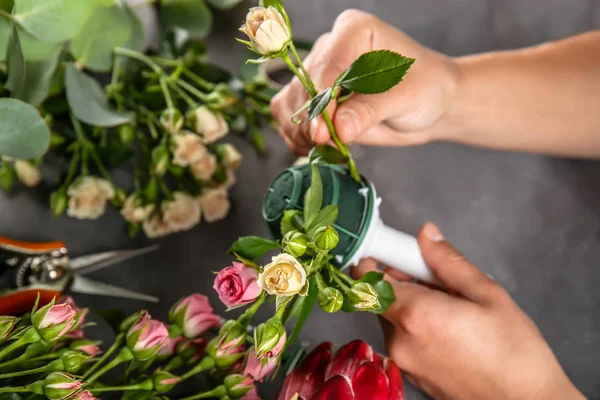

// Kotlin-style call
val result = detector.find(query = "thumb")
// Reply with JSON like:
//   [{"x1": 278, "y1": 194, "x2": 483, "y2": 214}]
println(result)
[
  {"x1": 333, "y1": 93, "x2": 398, "y2": 143},
  {"x1": 417, "y1": 222, "x2": 501, "y2": 305}
]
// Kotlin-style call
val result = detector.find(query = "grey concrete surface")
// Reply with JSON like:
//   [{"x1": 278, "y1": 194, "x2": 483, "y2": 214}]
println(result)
[{"x1": 2, "y1": 0, "x2": 600, "y2": 398}]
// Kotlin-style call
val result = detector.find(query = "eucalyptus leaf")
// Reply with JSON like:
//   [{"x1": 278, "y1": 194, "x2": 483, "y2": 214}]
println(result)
[
  {"x1": 160, "y1": 0, "x2": 213, "y2": 40},
  {"x1": 13, "y1": 0, "x2": 99, "y2": 42},
  {"x1": 122, "y1": 3, "x2": 144, "y2": 51},
  {"x1": 0, "y1": 98, "x2": 50, "y2": 159},
  {"x1": 0, "y1": 15, "x2": 8, "y2": 60},
  {"x1": 71, "y1": 4, "x2": 132, "y2": 71},
  {"x1": 0, "y1": 0, "x2": 13, "y2": 12},
  {"x1": 303, "y1": 163, "x2": 323, "y2": 227},
  {"x1": 280, "y1": 209, "x2": 304, "y2": 236},
  {"x1": 284, "y1": 278, "x2": 317, "y2": 349},
  {"x1": 306, "y1": 205, "x2": 338, "y2": 238},
  {"x1": 358, "y1": 271, "x2": 396, "y2": 314},
  {"x1": 307, "y1": 86, "x2": 332, "y2": 121},
  {"x1": 5, "y1": 23, "x2": 25, "y2": 95},
  {"x1": 16, "y1": 45, "x2": 63, "y2": 106},
  {"x1": 228, "y1": 236, "x2": 280, "y2": 261},
  {"x1": 336, "y1": 50, "x2": 415, "y2": 94},
  {"x1": 0, "y1": 18, "x2": 61, "y2": 62},
  {"x1": 308, "y1": 145, "x2": 348, "y2": 165},
  {"x1": 65, "y1": 63, "x2": 134, "y2": 127}
]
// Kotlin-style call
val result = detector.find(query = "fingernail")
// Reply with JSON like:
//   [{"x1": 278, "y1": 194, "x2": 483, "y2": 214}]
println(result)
[
  {"x1": 310, "y1": 118, "x2": 319, "y2": 141},
  {"x1": 337, "y1": 110, "x2": 359, "y2": 140},
  {"x1": 424, "y1": 222, "x2": 444, "y2": 242}
]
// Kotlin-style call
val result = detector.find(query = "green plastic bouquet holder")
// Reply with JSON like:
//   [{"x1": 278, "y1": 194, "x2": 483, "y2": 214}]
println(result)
[{"x1": 263, "y1": 163, "x2": 436, "y2": 283}]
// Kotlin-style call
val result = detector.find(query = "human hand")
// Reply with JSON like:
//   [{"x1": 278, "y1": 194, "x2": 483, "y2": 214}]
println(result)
[
  {"x1": 351, "y1": 222, "x2": 584, "y2": 400},
  {"x1": 271, "y1": 9, "x2": 461, "y2": 155}
]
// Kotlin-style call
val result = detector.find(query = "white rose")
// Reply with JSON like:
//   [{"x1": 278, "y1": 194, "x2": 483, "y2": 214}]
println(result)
[
  {"x1": 121, "y1": 194, "x2": 155, "y2": 223},
  {"x1": 67, "y1": 176, "x2": 115, "y2": 220},
  {"x1": 190, "y1": 153, "x2": 217, "y2": 181},
  {"x1": 223, "y1": 169, "x2": 236, "y2": 189},
  {"x1": 162, "y1": 191, "x2": 202, "y2": 232},
  {"x1": 171, "y1": 131, "x2": 208, "y2": 167},
  {"x1": 199, "y1": 187, "x2": 230, "y2": 223},
  {"x1": 257, "y1": 253, "x2": 307, "y2": 296},
  {"x1": 192, "y1": 106, "x2": 229, "y2": 144},
  {"x1": 240, "y1": 6, "x2": 291, "y2": 55},
  {"x1": 221, "y1": 143, "x2": 242, "y2": 170},
  {"x1": 14, "y1": 160, "x2": 41, "y2": 187},
  {"x1": 142, "y1": 214, "x2": 172, "y2": 239}
]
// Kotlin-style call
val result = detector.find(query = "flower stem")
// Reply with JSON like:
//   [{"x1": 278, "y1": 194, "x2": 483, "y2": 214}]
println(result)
[
  {"x1": 180, "y1": 356, "x2": 215, "y2": 381},
  {"x1": 0, "y1": 386, "x2": 30, "y2": 394},
  {"x1": 111, "y1": 55, "x2": 122, "y2": 86},
  {"x1": 0, "y1": 359, "x2": 58, "y2": 379},
  {"x1": 239, "y1": 292, "x2": 268, "y2": 327},
  {"x1": 180, "y1": 385, "x2": 227, "y2": 400},
  {"x1": 90, "y1": 379, "x2": 153, "y2": 393},
  {"x1": 84, "y1": 347, "x2": 133, "y2": 386},
  {"x1": 160, "y1": 77, "x2": 175, "y2": 109},
  {"x1": 182, "y1": 69, "x2": 216, "y2": 92},
  {"x1": 177, "y1": 80, "x2": 210, "y2": 103},
  {"x1": 114, "y1": 47, "x2": 162, "y2": 74},
  {"x1": 82, "y1": 333, "x2": 123, "y2": 379},
  {"x1": 281, "y1": 52, "x2": 312, "y2": 94},
  {"x1": 171, "y1": 82, "x2": 197, "y2": 108},
  {"x1": 0, "y1": 327, "x2": 41, "y2": 362},
  {"x1": 328, "y1": 264, "x2": 350, "y2": 292}
]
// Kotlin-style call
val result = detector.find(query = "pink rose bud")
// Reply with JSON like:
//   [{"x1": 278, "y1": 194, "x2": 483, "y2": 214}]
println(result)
[
  {"x1": 241, "y1": 387, "x2": 262, "y2": 400},
  {"x1": 178, "y1": 338, "x2": 207, "y2": 364},
  {"x1": 153, "y1": 370, "x2": 181, "y2": 393},
  {"x1": 0, "y1": 316, "x2": 20, "y2": 341},
  {"x1": 72, "y1": 390, "x2": 96, "y2": 400},
  {"x1": 158, "y1": 336, "x2": 185, "y2": 358},
  {"x1": 32, "y1": 299, "x2": 77, "y2": 343},
  {"x1": 126, "y1": 311, "x2": 169, "y2": 361},
  {"x1": 207, "y1": 320, "x2": 246, "y2": 369},
  {"x1": 43, "y1": 372, "x2": 82, "y2": 400},
  {"x1": 253, "y1": 318, "x2": 286, "y2": 359},
  {"x1": 224, "y1": 374, "x2": 255, "y2": 398},
  {"x1": 213, "y1": 262, "x2": 261, "y2": 308},
  {"x1": 69, "y1": 340, "x2": 101, "y2": 357},
  {"x1": 169, "y1": 294, "x2": 220, "y2": 338},
  {"x1": 243, "y1": 347, "x2": 277, "y2": 382},
  {"x1": 58, "y1": 296, "x2": 88, "y2": 337}
]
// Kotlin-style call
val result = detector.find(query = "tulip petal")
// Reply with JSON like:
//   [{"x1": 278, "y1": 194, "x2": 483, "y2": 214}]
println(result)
[
  {"x1": 325, "y1": 340, "x2": 373, "y2": 380},
  {"x1": 383, "y1": 358, "x2": 404, "y2": 400},
  {"x1": 277, "y1": 342, "x2": 333, "y2": 400},
  {"x1": 351, "y1": 361, "x2": 390, "y2": 400},
  {"x1": 311, "y1": 375, "x2": 354, "y2": 400}
]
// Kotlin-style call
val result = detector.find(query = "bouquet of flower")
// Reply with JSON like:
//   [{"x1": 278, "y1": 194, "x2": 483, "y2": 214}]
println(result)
[{"x1": 0, "y1": 0, "x2": 274, "y2": 238}]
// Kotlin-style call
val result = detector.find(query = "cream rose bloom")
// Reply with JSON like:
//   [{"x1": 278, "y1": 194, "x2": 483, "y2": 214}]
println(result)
[
  {"x1": 240, "y1": 6, "x2": 291, "y2": 55},
  {"x1": 199, "y1": 187, "x2": 230, "y2": 223},
  {"x1": 223, "y1": 170, "x2": 236, "y2": 189},
  {"x1": 14, "y1": 160, "x2": 41, "y2": 187},
  {"x1": 192, "y1": 106, "x2": 229, "y2": 144},
  {"x1": 67, "y1": 177, "x2": 115, "y2": 220},
  {"x1": 171, "y1": 131, "x2": 208, "y2": 167},
  {"x1": 162, "y1": 191, "x2": 202, "y2": 232},
  {"x1": 121, "y1": 194, "x2": 155, "y2": 223},
  {"x1": 190, "y1": 153, "x2": 217, "y2": 181},
  {"x1": 221, "y1": 143, "x2": 242, "y2": 170},
  {"x1": 143, "y1": 214, "x2": 172, "y2": 239},
  {"x1": 257, "y1": 253, "x2": 307, "y2": 296}
]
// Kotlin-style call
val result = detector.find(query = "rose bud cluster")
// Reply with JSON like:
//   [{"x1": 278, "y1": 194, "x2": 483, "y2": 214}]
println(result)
[
  {"x1": 206, "y1": 320, "x2": 247, "y2": 369},
  {"x1": 169, "y1": 294, "x2": 221, "y2": 339},
  {"x1": 125, "y1": 311, "x2": 169, "y2": 361}
]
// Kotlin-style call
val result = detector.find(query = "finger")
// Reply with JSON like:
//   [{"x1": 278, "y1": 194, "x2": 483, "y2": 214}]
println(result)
[
  {"x1": 382, "y1": 266, "x2": 413, "y2": 282},
  {"x1": 280, "y1": 131, "x2": 309, "y2": 156},
  {"x1": 418, "y1": 222, "x2": 502, "y2": 304},
  {"x1": 353, "y1": 123, "x2": 432, "y2": 147}
]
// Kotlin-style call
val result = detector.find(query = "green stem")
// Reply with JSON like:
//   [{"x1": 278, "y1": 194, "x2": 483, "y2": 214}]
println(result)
[
  {"x1": 0, "y1": 359, "x2": 59, "y2": 379},
  {"x1": 329, "y1": 264, "x2": 350, "y2": 292},
  {"x1": 335, "y1": 267, "x2": 355, "y2": 285},
  {"x1": 281, "y1": 52, "x2": 312, "y2": 94},
  {"x1": 0, "y1": 328, "x2": 41, "y2": 362},
  {"x1": 160, "y1": 77, "x2": 175, "y2": 109},
  {"x1": 146, "y1": 120, "x2": 159, "y2": 140},
  {"x1": 0, "y1": 344, "x2": 58, "y2": 371},
  {"x1": 90, "y1": 379, "x2": 153, "y2": 393},
  {"x1": 82, "y1": 333, "x2": 123, "y2": 379},
  {"x1": 114, "y1": 47, "x2": 162, "y2": 74},
  {"x1": 0, "y1": 386, "x2": 30, "y2": 394},
  {"x1": 177, "y1": 80, "x2": 210, "y2": 103},
  {"x1": 171, "y1": 82, "x2": 197, "y2": 108},
  {"x1": 182, "y1": 69, "x2": 216, "y2": 91},
  {"x1": 289, "y1": 43, "x2": 314, "y2": 92},
  {"x1": 89, "y1": 149, "x2": 114, "y2": 185},
  {"x1": 62, "y1": 149, "x2": 80, "y2": 188},
  {"x1": 180, "y1": 357, "x2": 215, "y2": 381},
  {"x1": 239, "y1": 292, "x2": 267, "y2": 327},
  {"x1": 111, "y1": 55, "x2": 122, "y2": 86},
  {"x1": 84, "y1": 347, "x2": 133, "y2": 386},
  {"x1": 315, "y1": 271, "x2": 327, "y2": 290},
  {"x1": 180, "y1": 385, "x2": 227, "y2": 400}
]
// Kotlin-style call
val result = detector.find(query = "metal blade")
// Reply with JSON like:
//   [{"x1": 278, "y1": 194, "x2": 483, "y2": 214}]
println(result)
[
  {"x1": 69, "y1": 245, "x2": 160, "y2": 275},
  {"x1": 70, "y1": 275, "x2": 159, "y2": 303}
]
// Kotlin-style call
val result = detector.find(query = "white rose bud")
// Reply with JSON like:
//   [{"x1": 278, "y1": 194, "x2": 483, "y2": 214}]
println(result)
[
  {"x1": 67, "y1": 177, "x2": 115, "y2": 220},
  {"x1": 162, "y1": 192, "x2": 202, "y2": 232},
  {"x1": 171, "y1": 132, "x2": 209, "y2": 167},
  {"x1": 190, "y1": 106, "x2": 229, "y2": 144},
  {"x1": 240, "y1": 6, "x2": 291, "y2": 55},
  {"x1": 14, "y1": 160, "x2": 41, "y2": 187},
  {"x1": 142, "y1": 215, "x2": 172, "y2": 239},
  {"x1": 121, "y1": 194, "x2": 155, "y2": 224},
  {"x1": 160, "y1": 108, "x2": 184, "y2": 135},
  {"x1": 223, "y1": 170, "x2": 236, "y2": 189},
  {"x1": 199, "y1": 187, "x2": 231, "y2": 223},
  {"x1": 220, "y1": 143, "x2": 242, "y2": 170},
  {"x1": 258, "y1": 253, "x2": 307, "y2": 296},
  {"x1": 190, "y1": 153, "x2": 217, "y2": 181}
]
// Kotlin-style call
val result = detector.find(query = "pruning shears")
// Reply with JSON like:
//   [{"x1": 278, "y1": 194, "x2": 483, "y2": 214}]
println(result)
[{"x1": 0, "y1": 236, "x2": 160, "y2": 316}]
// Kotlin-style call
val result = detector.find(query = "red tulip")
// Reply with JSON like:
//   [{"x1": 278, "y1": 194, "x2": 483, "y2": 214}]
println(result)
[{"x1": 278, "y1": 340, "x2": 403, "y2": 400}]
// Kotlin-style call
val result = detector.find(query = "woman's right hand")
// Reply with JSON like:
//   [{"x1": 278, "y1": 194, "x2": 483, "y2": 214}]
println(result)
[{"x1": 271, "y1": 9, "x2": 462, "y2": 155}]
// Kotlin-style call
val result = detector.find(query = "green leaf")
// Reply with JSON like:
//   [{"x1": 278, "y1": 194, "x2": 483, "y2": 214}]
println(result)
[
  {"x1": 65, "y1": 63, "x2": 134, "y2": 127},
  {"x1": 205, "y1": 0, "x2": 243, "y2": 10},
  {"x1": 70, "y1": 3, "x2": 132, "y2": 71},
  {"x1": 284, "y1": 277, "x2": 317, "y2": 349},
  {"x1": 276, "y1": 295, "x2": 294, "y2": 314},
  {"x1": 13, "y1": 0, "x2": 99, "y2": 42},
  {"x1": 0, "y1": 0, "x2": 13, "y2": 12},
  {"x1": 122, "y1": 3, "x2": 144, "y2": 51},
  {"x1": 358, "y1": 272, "x2": 396, "y2": 314},
  {"x1": 160, "y1": 0, "x2": 213, "y2": 40},
  {"x1": 228, "y1": 236, "x2": 280, "y2": 261},
  {"x1": 5, "y1": 23, "x2": 25, "y2": 95},
  {"x1": 303, "y1": 163, "x2": 323, "y2": 227},
  {"x1": 307, "y1": 86, "x2": 332, "y2": 121},
  {"x1": 336, "y1": 50, "x2": 415, "y2": 94},
  {"x1": 306, "y1": 205, "x2": 338, "y2": 237},
  {"x1": 280, "y1": 209, "x2": 304, "y2": 236},
  {"x1": 0, "y1": 98, "x2": 50, "y2": 158},
  {"x1": 309, "y1": 145, "x2": 348, "y2": 165},
  {"x1": 0, "y1": 394, "x2": 23, "y2": 400},
  {"x1": 16, "y1": 45, "x2": 63, "y2": 106},
  {"x1": 0, "y1": 10, "x2": 60, "y2": 62},
  {"x1": 93, "y1": 308, "x2": 128, "y2": 335}
]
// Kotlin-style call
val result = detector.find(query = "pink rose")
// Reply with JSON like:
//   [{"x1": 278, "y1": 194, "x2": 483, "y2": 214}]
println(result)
[
  {"x1": 242, "y1": 388, "x2": 262, "y2": 400},
  {"x1": 72, "y1": 390, "x2": 96, "y2": 400},
  {"x1": 126, "y1": 312, "x2": 169, "y2": 360},
  {"x1": 170, "y1": 294, "x2": 221, "y2": 338},
  {"x1": 243, "y1": 347, "x2": 277, "y2": 381},
  {"x1": 31, "y1": 301, "x2": 77, "y2": 343},
  {"x1": 158, "y1": 336, "x2": 185, "y2": 358},
  {"x1": 70, "y1": 340, "x2": 101, "y2": 357},
  {"x1": 58, "y1": 296, "x2": 88, "y2": 339},
  {"x1": 213, "y1": 262, "x2": 261, "y2": 308}
]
